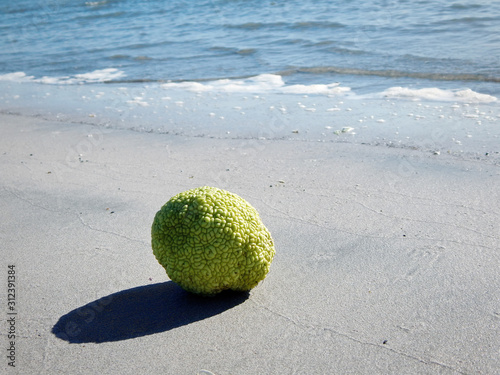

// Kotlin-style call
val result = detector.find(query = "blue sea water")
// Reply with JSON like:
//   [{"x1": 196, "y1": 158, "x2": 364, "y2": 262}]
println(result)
[{"x1": 1, "y1": 0, "x2": 500, "y2": 95}]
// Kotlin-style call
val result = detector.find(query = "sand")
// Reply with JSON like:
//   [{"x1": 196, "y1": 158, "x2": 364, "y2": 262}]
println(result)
[{"x1": 1, "y1": 108, "x2": 499, "y2": 374}]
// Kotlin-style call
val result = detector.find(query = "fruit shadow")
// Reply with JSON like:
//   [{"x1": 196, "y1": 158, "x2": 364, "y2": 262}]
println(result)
[{"x1": 52, "y1": 281, "x2": 249, "y2": 343}]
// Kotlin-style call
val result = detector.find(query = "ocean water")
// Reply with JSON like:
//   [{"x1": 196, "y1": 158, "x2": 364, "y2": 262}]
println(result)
[
  {"x1": 1, "y1": 0, "x2": 499, "y2": 163},
  {"x1": 2, "y1": 0, "x2": 500, "y2": 94}
]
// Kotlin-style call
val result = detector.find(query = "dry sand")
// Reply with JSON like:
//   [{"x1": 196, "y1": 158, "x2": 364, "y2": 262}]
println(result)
[{"x1": 1, "y1": 111, "x2": 499, "y2": 374}]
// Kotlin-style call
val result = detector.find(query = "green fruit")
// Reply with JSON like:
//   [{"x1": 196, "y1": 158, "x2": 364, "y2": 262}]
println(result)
[{"x1": 152, "y1": 186, "x2": 275, "y2": 296}]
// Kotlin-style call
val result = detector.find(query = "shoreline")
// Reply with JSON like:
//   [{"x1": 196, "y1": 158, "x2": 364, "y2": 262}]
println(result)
[{"x1": 1, "y1": 79, "x2": 499, "y2": 166}]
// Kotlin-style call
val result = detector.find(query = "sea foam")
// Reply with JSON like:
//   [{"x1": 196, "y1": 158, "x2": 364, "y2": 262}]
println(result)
[
  {"x1": 381, "y1": 87, "x2": 497, "y2": 103},
  {"x1": 162, "y1": 75, "x2": 499, "y2": 103},
  {"x1": 0, "y1": 72, "x2": 35, "y2": 82},
  {"x1": 1, "y1": 70, "x2": 497, "y2": 105},
  {"x1": 0, "y1": 69, "x2": 125, "y2": 85},
  {"x1": 161, "y1": 74, "x2": 351, "y2": 96}
]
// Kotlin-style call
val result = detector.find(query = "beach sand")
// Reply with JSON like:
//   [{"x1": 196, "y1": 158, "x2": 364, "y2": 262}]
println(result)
[{"x1": 1, "y1": 108, "x2": 499, "y2": 374}]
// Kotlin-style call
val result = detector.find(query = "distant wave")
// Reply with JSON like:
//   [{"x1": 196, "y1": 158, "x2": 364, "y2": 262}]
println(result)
[
  {"x1": 0, "y1": 68, "x2": 125, "y2": 84},
  {"x1": 1, "y1": 70, "x2": 497, "y2": 103},
  {"x1": 85, "y1": 1, "x2": 109, "y2": 7},
  {"x1": 290, "y1": 21, "x2": 345, "y2": 29},
  {"x1": 73, "y1": 11, "x2": 126, "y2": 21},
  {"x1": 223, "y1": 21, "x2": 288, "y2": 30},
  {"x1": 159, "y1": 74, "x2": 497, "y2": 103},
  {"x1": 278, "y1": 66, "x2": 500, "y2": 84},
  {"x1": 431, "y1": 16, "x2": 499, "y2": 26},
  {"x1": 75, "y1": 66, "x2": 500, "y2": 87},
  {"x1": 223, "y1": 20, "x2": 345, "y2": 30},
  {"x1": 449, "y1": 3, "x2": 483, "y2": 10}
]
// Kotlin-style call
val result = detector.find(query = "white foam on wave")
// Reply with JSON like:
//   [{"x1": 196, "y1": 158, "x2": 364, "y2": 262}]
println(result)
[
  {"x1": 2, "y1": 70, "x2": 497, "y2": 105},
  {"x1": 0, "y1": 72, "x2": 35, "y2": 82},
  {"x1": 381, "y1": 87, "x2": 497, "y2": 103},
  {"x1": 0, "y1": 69, "x2": 125, "y2": 85},
  {"x1": 161, "y1": 74, "x2": 351, "y2": 96}
]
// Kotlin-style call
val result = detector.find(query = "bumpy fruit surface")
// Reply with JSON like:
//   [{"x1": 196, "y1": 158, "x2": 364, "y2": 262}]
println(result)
[{"x1": 152, "y1": 186, "x2": 275, "y2": 296}]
